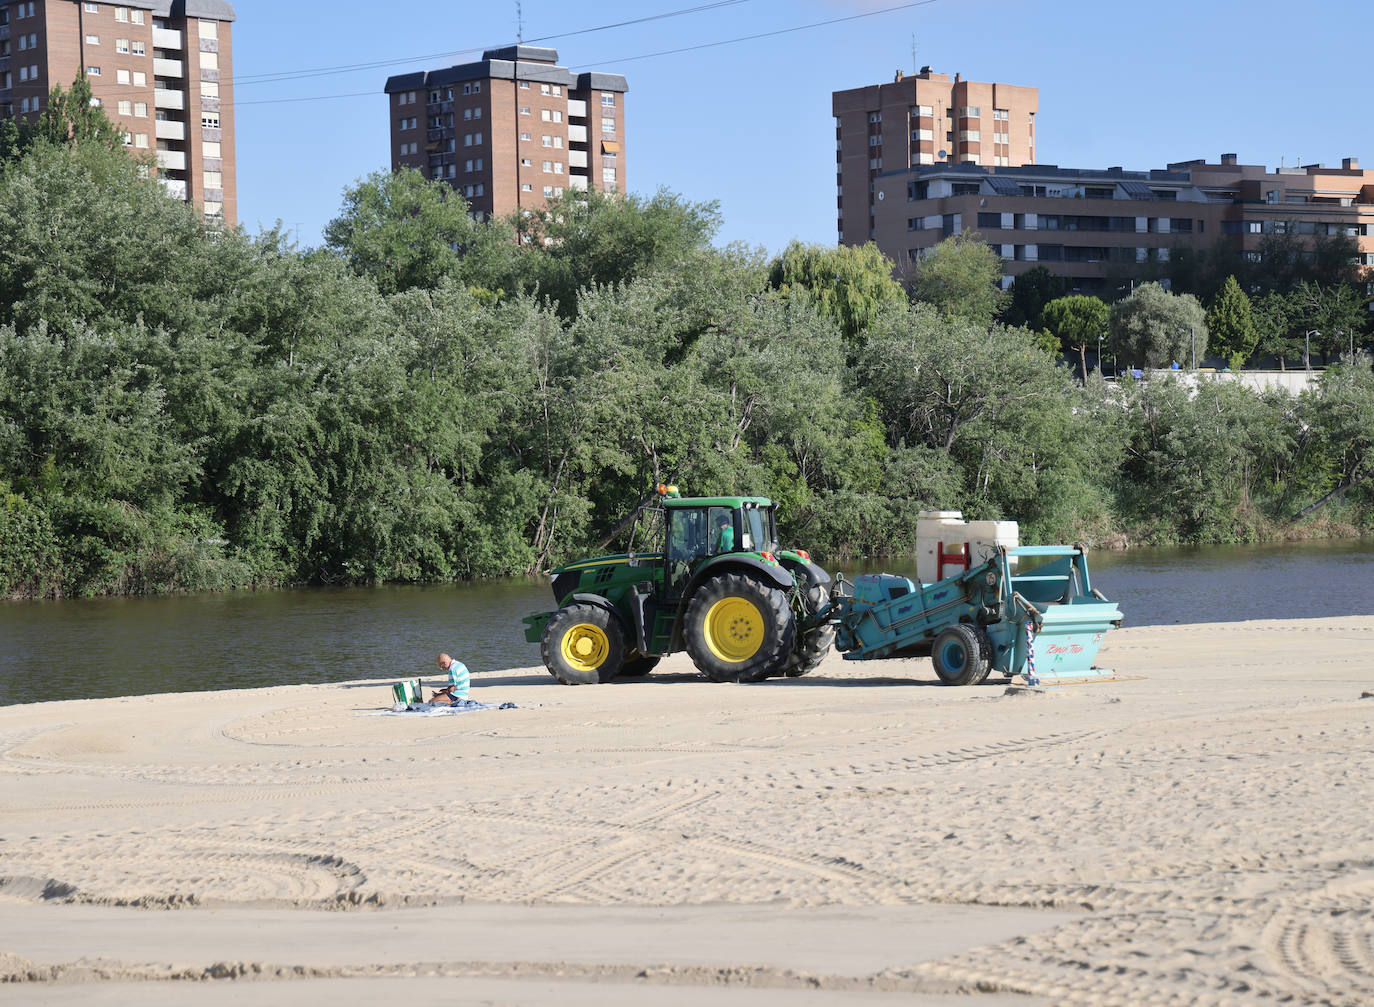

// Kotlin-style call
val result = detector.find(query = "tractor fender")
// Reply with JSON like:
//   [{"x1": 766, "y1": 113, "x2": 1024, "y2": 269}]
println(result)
[
  {"x1": 564, "y1": 593, "x2": 625, "y2": 623},
  {"x1": 778, "y1": 554, "x2": 831, "y2": 587},
  {"x1": 670, "y1": 557, "x2": 796, "y2": 652}
]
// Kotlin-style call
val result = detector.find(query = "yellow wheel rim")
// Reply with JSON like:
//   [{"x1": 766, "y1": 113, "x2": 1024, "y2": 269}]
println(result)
[
  {"x1": 703, "y1": 596, "x2": 765, "y2": 663},
  {"x1": 560, "y1": 623, "x2": 610, "y2": 672}
]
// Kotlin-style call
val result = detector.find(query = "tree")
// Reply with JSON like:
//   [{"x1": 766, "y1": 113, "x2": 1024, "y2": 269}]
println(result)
[
  {"x1": 1252, "y1": 290, "x2": 1299, "y2": 370},
  {"x1": 1110, "y1": 282, "x2": 1208, "y2": 369},
  {"x1": 766, "y1": 240, "x2": 906, "y2": 348},
  {"x1": 1205, "y1": 275, "x2": 1259, "y2": 369},
  {"x1": 907, "y1": 232, "x2": 1008, "y2": 326},
  {"x1": 1288, "y1": 280, "x2": 1367, "y2": 362},
  {"x1": 1001, "y1": 266, "x2": 1070, "y2": 330},
  {"x1": 324, "y1": 168, "x2": 502, "y2": 296},
  {"x1": 36, "y1": 77, "x2": 123, "y2": 151},
  {"x1": 1041, "y1": 295, "x2": 1110, "y2": 380}
]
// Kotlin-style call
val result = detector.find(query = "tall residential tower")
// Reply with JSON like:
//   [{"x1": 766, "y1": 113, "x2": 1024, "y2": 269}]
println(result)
[
  {"x1": 833, "y1": 67, "x2": 1038, "y2": 245},
  {"x1": 385, "y1": 46, "x2": 628, "y2": 219},
  {"x1": 0, "y1": 0, "x2": 236, "y2": 223}
]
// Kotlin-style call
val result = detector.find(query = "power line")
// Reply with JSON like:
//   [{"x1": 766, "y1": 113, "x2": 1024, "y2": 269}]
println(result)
[
  {"x1": 235, "y1": 0, "x2": 941, "y2": 109},
  {"x1": 568, "y1": 0, "x2": 939, "y2": 69},
  {"x1": 235, "y1": 1, "x2": 752, "y2": 87}
]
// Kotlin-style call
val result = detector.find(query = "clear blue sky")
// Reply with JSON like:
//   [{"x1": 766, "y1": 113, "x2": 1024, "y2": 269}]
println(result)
[{"x1": 232, "y1": 0, "x2": 1363, "y2": 254}]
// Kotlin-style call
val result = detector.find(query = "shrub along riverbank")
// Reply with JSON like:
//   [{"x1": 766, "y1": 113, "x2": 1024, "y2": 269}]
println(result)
[{"x1": 1, "y1": 112, "x2": 1371, "y2": 598}]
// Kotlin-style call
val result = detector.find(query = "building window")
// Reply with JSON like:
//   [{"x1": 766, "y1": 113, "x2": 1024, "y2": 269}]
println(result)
[
  {"x1": 130, "y1": 9, "x2": 143, "y2": 23},
  {"x1": 200, "y1": 50, "x2": 218, "y2": 70},
  {"x1": 519, "y1": 105, "x2": 529, "y2": 115},
  {"x1": 540, "y1": 83, "x2": 551, "y2": 95},
  {"x1": 520, "y1": 131, "x2": 531, "y2": 141},
  {"x1": 204, "y1": 201, "x2": 223, "y2": 218},
  {"x1": 519, "y1": 81, "x2": 530, "y2": 89},
  {"x1": 543, "y1": 185, "x2": 554, "y2": 197},
  {"x1": 115, "y1": 6, "x2": 128, "y2": 21},
  {"x1": 542, "y1": 159, "x2": 552, "y2": 171},
  {"x1": 601, "y1": 93, "x2": 615, "y2": 106},
  {"x1": 472, "y1": 107, "x2": 481, "y2": 119},
  {"x1": 132, "y1": 70, "x2": 145, "y2": 86},
  {"x1": 202, "y1": 81, "x2": 219, "y2": 98},
  {"x1": 977, "y1": 212, "x2": 1001, "y2": 229},
  {"x1": 131, "y1": 40, "x2": 144, "y2": 55},
  {"x1": 118, "y1": 99, "x2": 131, "y2": 114},
  {"x1": 520, "y1": 157, "x2": 531, "y2": 166},
  {"x1": 993, "y1": 108, "x2": 1008, "y2": 121},
  {"x1": 202, "y1": 112, "x2": 220, "y2": 128},
  {"x1": 134, "y1": 133, "x2": 148, "y2": 148},
  {"x1": 521, "y1": 183, "x2": 532, "y2": 191},
  {"x1": 134, "y1": 102, "x2": 146, "y2": 116},
  {"x1": 85, "y1": 34, "x2": 100, "y2": 45},
  {"x1": 958, "y1": 106, "x2": 980, "y2": 118},
  {"x1": 116, "y1": 38, "x2": 129, "y2": 53},
  {"x1": 399, "y1": 117, "x2": 413, "y2": 130},
  {"x1": 84, "y1": 2, "x2": 99, "y2": 11},
  {"x1": 115, "y1": 68, "x2": 130, "y2": 83},
  {"x1": 601, "y1": 116, "x2": 615, "y2": 134},
  {"x1": 87, "y1": 66, "x2": 102, "y2": 76},
  {"x1": 542, "y1": 135, "x2": 552, "y2": 147},
  {"x1": 907, "y1": 217, "x2": 924, "y2": 231},
  {"x1": 602, "y1": 167, "x2": 616, "y2": 184},
  {"x1": 914, "y1": 104, "x2": 932, "y2": 117},
  {"x1": 204, "y1": 170, "x2": 222, "y2": 188}
]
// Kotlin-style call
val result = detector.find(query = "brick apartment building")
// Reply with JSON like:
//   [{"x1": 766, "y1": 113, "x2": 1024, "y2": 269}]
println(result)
[
  {"x1": 871, "y1": 154, "x2": 1374, "y2": 297},
  {"x1": 384, "y1": 45, "x2": 628, "y2": 220},
  {"x1": 833, "y1": 66, "x2": 1038, "y2": 245},
  {"x1": 0, "y1": 0, "x2": 235, "y2": 222}
]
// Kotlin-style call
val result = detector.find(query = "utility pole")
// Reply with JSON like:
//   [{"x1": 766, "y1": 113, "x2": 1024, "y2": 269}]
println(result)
[{"x1": 516, "y1": 1, "x2": 524, "y2": 43}]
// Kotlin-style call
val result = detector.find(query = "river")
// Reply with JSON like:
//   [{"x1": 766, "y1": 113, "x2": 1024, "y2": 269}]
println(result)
[{"x1": 1, "y1": 540, "x2": 1371, "y2": 706}]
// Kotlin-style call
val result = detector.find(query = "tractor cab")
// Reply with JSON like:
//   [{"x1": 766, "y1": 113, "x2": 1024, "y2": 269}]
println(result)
[{"x1": 662, "y1": 495, "x2": 779, "y2": 596}]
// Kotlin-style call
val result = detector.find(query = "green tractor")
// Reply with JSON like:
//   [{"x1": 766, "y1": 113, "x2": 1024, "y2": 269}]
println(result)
[{"x1": 522, "y1": 485, "x2": 834, "y2": 685}]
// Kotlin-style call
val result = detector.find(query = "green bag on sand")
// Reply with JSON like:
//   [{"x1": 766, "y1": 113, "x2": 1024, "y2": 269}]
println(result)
[{"x1": 391, "y1": 679, "x2": 423, "y2": 705}]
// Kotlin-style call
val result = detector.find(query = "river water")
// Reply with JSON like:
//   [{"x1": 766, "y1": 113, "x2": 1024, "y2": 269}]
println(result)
[{"x1": 1, "y1": 540, "x2": 1371, "y2": 706}]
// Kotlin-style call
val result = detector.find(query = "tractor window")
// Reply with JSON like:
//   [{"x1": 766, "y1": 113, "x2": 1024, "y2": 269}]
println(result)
[
  {"x1": 709, "y1": 507, "x2": 736, "y2": 554},
  {"x1": 668, "y1": 508, "x2": 710, "y2": 564},
  {"x1": 743, "y1": 505, "x2": 777, "y2": 553}
]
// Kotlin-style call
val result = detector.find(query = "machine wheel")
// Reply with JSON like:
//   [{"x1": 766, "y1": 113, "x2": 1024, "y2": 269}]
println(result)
[
  {"x1": 779, "y1": 563, "x2": 835, "y2": 679},
  {"x1": 541, "y1": 603, "x2": 626, "y2": 685},
  {"x1": 931, "y1": 623, "x2": 992, "y2": 686},
  {"x1": 683, "y1": 573, "x2": 796, "y2": 683},
  {"x1": 619, "y1": 652, "x2": 661, "y2": 677}
]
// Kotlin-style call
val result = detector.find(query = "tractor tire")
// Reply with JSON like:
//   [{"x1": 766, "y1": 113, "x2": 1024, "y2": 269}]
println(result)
[
  {"x1": 619, "y1": 652, "x2": 661, "y2": 677},
  {"x1": 541, "y1": 603, "x2": 626, "y2": 685},
  {"x1": 779, "y1": 563, "x2": 835, "y2": 679},
  {"x1": 683, "y1": 573, "x2": 796, "y2": 684},
  {"x1": 930, "y1": 623, "x2": 992, "y2": 686}
]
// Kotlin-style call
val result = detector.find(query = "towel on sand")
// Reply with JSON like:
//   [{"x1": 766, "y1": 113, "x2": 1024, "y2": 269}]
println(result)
[{"x1": 364, "y1": 699, "x2": 516, "y2": 717}]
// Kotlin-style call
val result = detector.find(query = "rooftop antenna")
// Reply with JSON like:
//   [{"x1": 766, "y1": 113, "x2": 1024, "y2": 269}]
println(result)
[
  {"x1": 515, "y1": 1, "x2": 524, "y2": 43},
  {"x1": 911, "y1": 33, "x2": 917, "y2": 73}
]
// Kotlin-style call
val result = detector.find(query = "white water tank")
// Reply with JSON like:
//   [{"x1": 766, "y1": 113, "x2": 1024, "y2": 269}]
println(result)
[{"x1": 916, "y1": 511, "x2": 1019, "y2": 584}]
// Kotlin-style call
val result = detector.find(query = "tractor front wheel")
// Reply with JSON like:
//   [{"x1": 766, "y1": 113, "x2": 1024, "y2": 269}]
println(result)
[
  {"x1": 541, "y1": 603, "x2": 626, "y2": 685},
  {"x1": 931, "y1": 623, "x2": 992, "y2": 686},
  {"x1": 683, "y1": 573, "x2": 795, "y2": 683}
]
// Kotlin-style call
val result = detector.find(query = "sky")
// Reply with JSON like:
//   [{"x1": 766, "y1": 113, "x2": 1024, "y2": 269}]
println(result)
[{"x1": 231, "y1": 0, "x2": 1366, "y2": 255}]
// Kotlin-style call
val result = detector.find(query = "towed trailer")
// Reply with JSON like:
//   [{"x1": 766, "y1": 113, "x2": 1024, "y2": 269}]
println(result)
[{"x1": 827, "y1": 545, "x2": 1123, "y2": 685}]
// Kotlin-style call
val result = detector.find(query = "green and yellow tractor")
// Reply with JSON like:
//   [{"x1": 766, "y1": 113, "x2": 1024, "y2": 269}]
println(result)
[{"x1": 522, "y1": 485, "x2": 833, "y2": 685}]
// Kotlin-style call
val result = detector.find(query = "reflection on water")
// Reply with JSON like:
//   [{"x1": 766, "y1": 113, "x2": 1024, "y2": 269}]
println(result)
[{"x1": 1, "y1": 540, "x2": 1371, "y2": 705}]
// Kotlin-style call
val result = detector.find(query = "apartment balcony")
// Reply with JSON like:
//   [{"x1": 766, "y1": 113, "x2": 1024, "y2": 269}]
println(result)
[
  {"x1": 567, "y1": 149, "x2": 587, "y2": 169},
  {"x1": 153, "y1": 27, "x2": 183, "y2": 49},
  {"x1": 427, "y1": 127, "x2": 453, "y2": 142},
  {"x1": 200, "y1": 97, "x2": 219, "y2": 113},
  {"x1": 0, "y1": 55, "x2": 9, "y2": 74},
  {"x1": 203, "y1": 187, "x2": 223, "y2": 203},
  {"x1": 0, "y1": 25, "x2": 9, "y2": 42},
  {"x1": 568, "y1": 175, "x2": 588, "y2": 191},
  {"x1": 157, "y1": 149, "x2": 186, "y2": 171},
  {"x1": 202, "y1": 126, "x2": 221, "y2": 142},
  {"x1": 201, "y1": 68, "x2": 220, "y2": 83},
  {"x1": 155, "y1": 119, "x2": 185, "y2": 141},
  {"x1": 154, "y1": 58, "x2": 184, "y2": 78},
  {"x1": 161, "y1": 177, "x2": 187, "y2": 200},
  {"x1": 199, "y1": 37, "x2": 219, "y2": 54},
  {"x1": 567, "y1": 98, "x2": 587, "y2": 117},
  {"x1": 567, "y1": 124, "x2": 587, "y2": 143},
  {"x1": 154, "y1": 88, "x2": 184, "y2": 110}
]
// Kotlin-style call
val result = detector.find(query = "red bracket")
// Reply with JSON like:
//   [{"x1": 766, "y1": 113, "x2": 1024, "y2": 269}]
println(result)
[{"x1": 937, "y1": 541, "x2": 971, "y2": 581}]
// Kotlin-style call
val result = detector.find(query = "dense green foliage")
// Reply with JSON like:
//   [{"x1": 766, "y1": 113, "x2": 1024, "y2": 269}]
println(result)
[
  {"x1": 1205, "y1": 276, "x2": 1259, "y2": 370},
  {"x1": 1, "y1": 139, "x2": 1371, "y2": 597},
  {"x1": 1042, "y1": 295, "x2": 1111, "y2": 378},
  {"x1": 1110, "y1": 282, "x2": 1209, "y2": 368}
]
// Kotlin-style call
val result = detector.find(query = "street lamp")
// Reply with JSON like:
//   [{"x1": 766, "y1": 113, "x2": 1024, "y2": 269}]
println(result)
[
  {"x1": 1097, "y1": 332, "x2": 1104, "y2": 375},
  {"x1": 1304, "y1": 329, "x2": 1319, "y2": 374},
  {"x1": 1191, "y1": 325, "x2": 1196, "y2": 370}
]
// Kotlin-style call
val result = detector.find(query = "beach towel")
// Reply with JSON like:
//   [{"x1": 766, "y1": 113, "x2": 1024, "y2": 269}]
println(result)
[{"x1": 363, "y1": 699, "x2": 516, "y2": 717}]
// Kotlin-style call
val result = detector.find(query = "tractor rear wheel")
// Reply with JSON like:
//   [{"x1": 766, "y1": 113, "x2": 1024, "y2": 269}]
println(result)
[
  {"x1": 931, "y1": 623, "x2": 992, "y2": 686},
  {"x1": 541, "y1": 603, "x2": 626, "y2": 685},
  {"x1": 779, "y1": 563, "x2": 835, "y2": 679},
  {"x1": 683, "y1": 573, "x2": 795, "y2": 683}
]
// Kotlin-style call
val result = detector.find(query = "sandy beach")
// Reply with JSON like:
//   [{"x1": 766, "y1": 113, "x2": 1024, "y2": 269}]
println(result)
[{"x1": 1, "y1": 616, "x2": 1372, "y2": 1005}]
